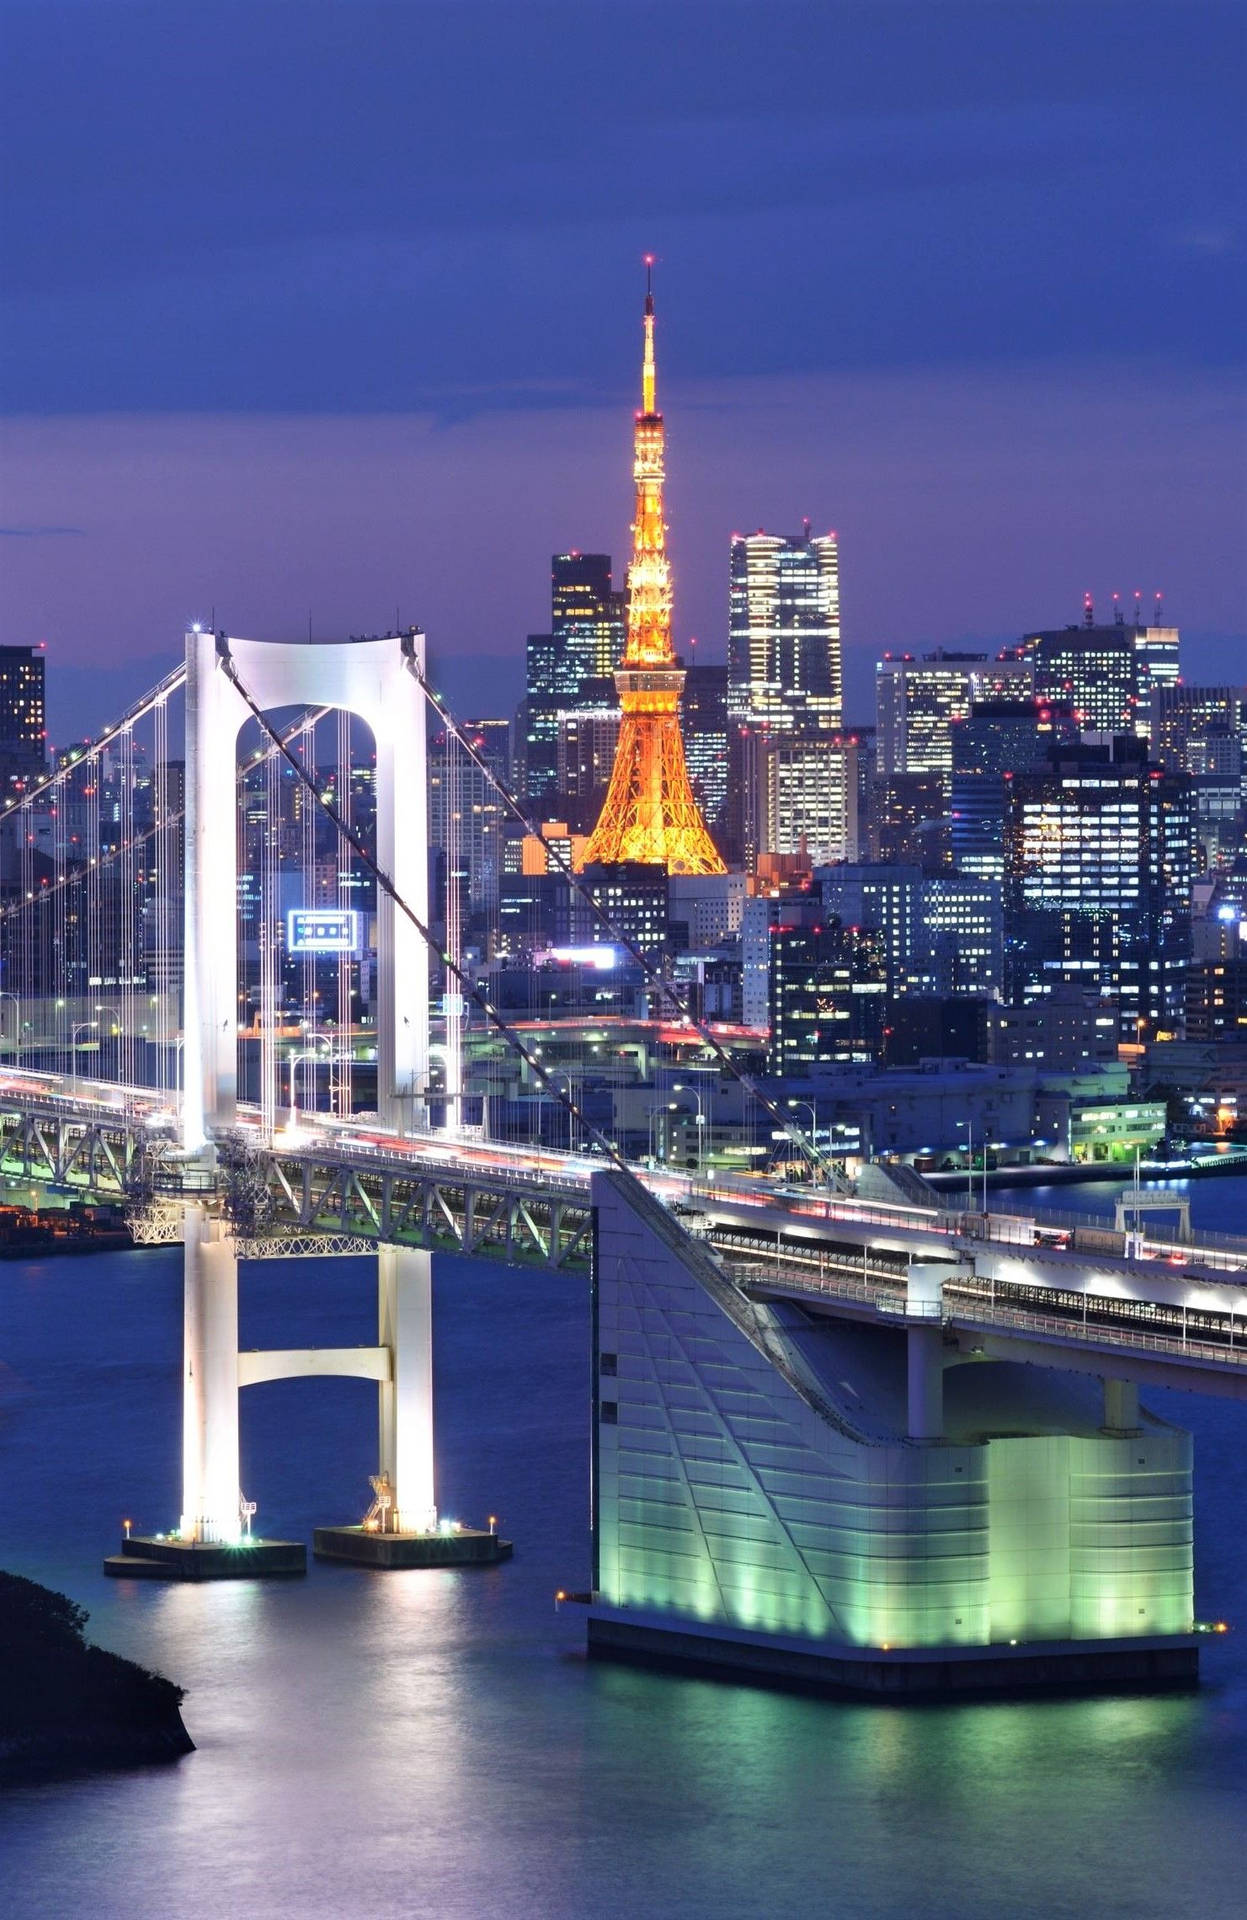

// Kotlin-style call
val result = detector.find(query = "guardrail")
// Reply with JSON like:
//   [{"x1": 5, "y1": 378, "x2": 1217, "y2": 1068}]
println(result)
[{"x1": 728, "y1": 1253, "x2": 1247, "y2": 1372}]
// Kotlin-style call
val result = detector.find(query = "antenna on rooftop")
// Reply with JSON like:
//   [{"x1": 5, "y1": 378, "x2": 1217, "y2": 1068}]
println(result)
[{"x1": 1083, "y1": 591, "x2": 1094, "y2": 629}]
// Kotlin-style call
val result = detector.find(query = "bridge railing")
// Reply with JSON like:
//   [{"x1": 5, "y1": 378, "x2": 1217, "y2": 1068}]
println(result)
[{"x1": 731, "y1": 1252, "x2": 1247, "y2": 1371}]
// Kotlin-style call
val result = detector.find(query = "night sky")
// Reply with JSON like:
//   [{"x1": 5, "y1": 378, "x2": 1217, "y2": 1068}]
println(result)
[{"x1": 2, "y1": 1, "x2": 1244, "y2": 743}]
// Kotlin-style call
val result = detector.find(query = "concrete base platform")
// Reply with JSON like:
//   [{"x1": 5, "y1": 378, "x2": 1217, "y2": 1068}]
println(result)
[
  {"x1": 584, "y1": 1606, "x2": 1199, "y2": 1699},
  {"x1": 104, "y1": 1535, "x2": 307, "y2": 1581},
  {"x1": 313, "y1": 1525, "x2": 513, "y2": 1569}
]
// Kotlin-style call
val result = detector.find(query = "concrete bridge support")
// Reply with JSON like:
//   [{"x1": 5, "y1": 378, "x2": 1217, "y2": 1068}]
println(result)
[
  {"x1": 1103, "y1": 1378, "x2": 1141, "y2": 1436},
  {"x1": 907, "y1": 1326, "x2": 945, "y2": 1442},
  {"x1": 180, "y1": 1204, "x2": 241, "y2": 1544},
  {"x1": 378, "y1": 1245, "x2": 436, "y2": 1531}
]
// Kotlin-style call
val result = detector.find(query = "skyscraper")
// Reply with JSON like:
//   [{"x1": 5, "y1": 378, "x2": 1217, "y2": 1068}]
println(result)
[
  {"x1": 523, "y1": 553, "x2": 623, "y2": 805},
  {"x1": 728, "y1": 524, "x2": 842, "y2": 733},
  {"x1": 681, "y1": 660, "x2": 730, "y2": 835},
  {"x1": 763, "y1": 736, "x2": 860, "y2": 865},
  {"x1": 875, "y1": 651, "x2": 1033, "y2": 789},
  {"x1": 1022, "y1": 599, "x2": 1180, "y2": 740},
  {"x1": 1003, "y1": 733, "x2": 1193, "y2": 1038},
  {"x1": 0, "y1": 643, "x2": 47, "y2": 793},
  {"x1": 577, "y1": 266, "x2": 724, "y2": 876},
  {"x1": 950, "y1": 698, "x2": 1077, "y2": 880}
]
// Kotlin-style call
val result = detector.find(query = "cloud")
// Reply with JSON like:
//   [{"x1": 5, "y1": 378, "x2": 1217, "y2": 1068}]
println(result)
[{"x1": 0, "y1": 524, "x2": 85, "y2": 536}]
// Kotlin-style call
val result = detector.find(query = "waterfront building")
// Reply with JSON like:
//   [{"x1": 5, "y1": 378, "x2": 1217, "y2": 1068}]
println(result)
[
  {"x1": 1184, "y1": 957, "x2": 1247, "y2": 1042},
  {"x1": 728, "y1": 523, "x2": 842, "y2": 734},
  {"x1": 577, "y1": 268, "x2": 724, "y2": 876},
  {"x1": 990, "y1": 988, "x2": 1119, "y2": 1070}
]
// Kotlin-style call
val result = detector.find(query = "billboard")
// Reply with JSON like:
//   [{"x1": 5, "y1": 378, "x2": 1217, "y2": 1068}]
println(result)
[{"x1": 286, "y1": 908, "x2": 361, "y2": 954}]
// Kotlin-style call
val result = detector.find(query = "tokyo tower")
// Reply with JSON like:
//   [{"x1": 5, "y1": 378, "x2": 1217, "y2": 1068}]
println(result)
[{"x1": 576, "y1": 264, "x2": 725, "y2": 876}]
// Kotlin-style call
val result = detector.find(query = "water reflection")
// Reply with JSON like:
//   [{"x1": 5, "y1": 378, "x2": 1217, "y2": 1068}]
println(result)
[{"x1": 0, "y1": 1239, "x2": 1245, "y2": 1918}]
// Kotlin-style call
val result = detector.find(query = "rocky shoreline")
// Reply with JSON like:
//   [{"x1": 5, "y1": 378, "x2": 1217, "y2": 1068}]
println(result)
[{"x1": 0, "y1": 1571, "x2": 193, "y2": 1784}]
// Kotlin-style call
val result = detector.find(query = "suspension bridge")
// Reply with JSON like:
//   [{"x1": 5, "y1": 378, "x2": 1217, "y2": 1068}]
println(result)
[{"x1": 3, "y1": 626, "x2": 1245, "y2": 1692}]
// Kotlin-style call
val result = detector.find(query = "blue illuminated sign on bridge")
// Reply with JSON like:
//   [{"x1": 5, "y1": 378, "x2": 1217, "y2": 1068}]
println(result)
[{"x1": 286, "y1": 909, "x2": 361, "y2": 954}]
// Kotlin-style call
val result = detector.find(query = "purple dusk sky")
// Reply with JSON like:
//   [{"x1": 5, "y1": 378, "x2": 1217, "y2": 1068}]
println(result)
[{"x1": 1, "y1": 1, "x2": 1243, "y2": 746}]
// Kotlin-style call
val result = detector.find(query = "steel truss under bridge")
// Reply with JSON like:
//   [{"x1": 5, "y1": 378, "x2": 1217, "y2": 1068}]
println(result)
[
  {"x1": 218, "y1": 1138, "x2": 594, "y2": 1273},
  {"x1": 0, "y1": 1105, "x2": 177, "y2": 1200}
]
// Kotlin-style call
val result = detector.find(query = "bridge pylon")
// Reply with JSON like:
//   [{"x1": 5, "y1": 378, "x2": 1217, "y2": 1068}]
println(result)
[{"x1": 182, "y1": 625, "x2": 429, "y2": 1149}]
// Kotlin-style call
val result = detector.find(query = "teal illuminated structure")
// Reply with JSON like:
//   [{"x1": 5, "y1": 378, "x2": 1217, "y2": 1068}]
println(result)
[{"x1": 586, "y1": 1172, "x2": 1196, "y2": 1694}]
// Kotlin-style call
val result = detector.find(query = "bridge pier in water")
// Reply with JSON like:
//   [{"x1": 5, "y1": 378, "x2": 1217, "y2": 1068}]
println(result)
[{"x1": 107, "y1": 1207, "x2": 509, "y2": 1579}]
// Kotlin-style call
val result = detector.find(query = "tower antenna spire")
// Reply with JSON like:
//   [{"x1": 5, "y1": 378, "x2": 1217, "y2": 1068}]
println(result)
[
  {"x1": 576, "y1": 261, "x2": 724, "y2": 876},
  {"x1": 641, "y1": 255, "x2": 657, "y2": 416}
]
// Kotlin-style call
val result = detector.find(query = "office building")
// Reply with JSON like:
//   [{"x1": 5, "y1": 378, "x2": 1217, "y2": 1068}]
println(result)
[
  {"x1": 816, "y1": 862, "x2": 922, "y2": 996},
  {"x1": 1003, "y1": 734, "x2": 1194, "y2": 1038},
  {"x1": 681, "y1": 661, "x2": 730, "y2": 835},
  {"x1": 556, "y1": 710, "x2": 621, "y2": 828},
  {"x1": 729, "y1": 524, "x2": 842, "y2": 734},
  {"x1": 767, "y1": 920, "x2": 887, "y2": 1074},
  {"x1": 918, "y1": 874, "x2": 1003, "y2": 999},
  {"x1": 1022, "y1": 602, "x2": 1180, "y2": 740},
  {"x1": 876, "y1": 651, "x2": 1033, "y2": 791},
  {"x1": 575, "y1": 862, "x2": 670, "y2": 957},
  {"x1": 950, "y1": 699, "x2": 1078, "y2": 880},
  {"x1": 523, "y1": 553, "x2": 624, "y2": 805},
  {"x1": 763, "y1": 736, "x2": 860, "y2": 865},
  {"x1": 0, "y1": 643, "x2": 46, "y2": 792}
]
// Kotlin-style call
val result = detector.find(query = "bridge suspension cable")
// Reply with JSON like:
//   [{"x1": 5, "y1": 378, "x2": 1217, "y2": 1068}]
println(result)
[{"x1": 217, "y1": 654, "x2": 632, "y2": 1174}]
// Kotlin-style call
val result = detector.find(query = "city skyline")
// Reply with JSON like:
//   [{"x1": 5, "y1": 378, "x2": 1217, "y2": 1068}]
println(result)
[{"x1": 1, "y1": 1, "x2": 1243, "y2": 746}]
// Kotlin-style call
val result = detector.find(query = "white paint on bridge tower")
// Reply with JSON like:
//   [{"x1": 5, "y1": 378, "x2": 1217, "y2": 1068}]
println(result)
[
  {"x1": 178, "y1": 626, "x2": 435, "y2": 1547},
  {"x1": 182, "y1": 626, "x2": 429, "y2": 1148}
]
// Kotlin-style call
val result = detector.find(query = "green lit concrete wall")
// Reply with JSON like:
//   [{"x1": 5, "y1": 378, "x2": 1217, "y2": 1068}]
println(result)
[
  {"x1": 987, "y1": 1434, "x2": 1192, "y2": 1641},
  {"x1": 592, "y1": 1175, "x2": 1193, "y2": 1651}
]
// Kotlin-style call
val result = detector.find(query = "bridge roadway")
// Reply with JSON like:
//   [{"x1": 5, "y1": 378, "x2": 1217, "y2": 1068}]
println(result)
[{"x1": 2, "y1": 1067, "x2": 1246, "y2": 1395}]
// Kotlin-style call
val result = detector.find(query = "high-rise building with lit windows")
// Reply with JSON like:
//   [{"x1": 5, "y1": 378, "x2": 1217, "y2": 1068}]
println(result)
[
  {"x1": 876, "y1": 651, "x2": 1032, "y2": 791},
  {"x1": 523, "y1": 553, "x2": 624, "y2": 806},
  {"x1": 729, "y1": 525, "x2": 842, "y2": 734},
  {"x1": 1003, "y1": 734, "x2": 1193, "y2": 1038},
  {"x1": 950, "y1": 699, "x2": 1077, "y2": 880},
  {"x1": 1022, "y1": 602, "x2": 1180, "y2": 740},
  {"x1": 763, "y1": 735, "x2": 860, "y2": 865},
  {"x1": 0, "y1": 643, "x2": 46, "y2": 791},
  {"x1": 767, "y1": 920, "x2": 887, "y2": 1073}
]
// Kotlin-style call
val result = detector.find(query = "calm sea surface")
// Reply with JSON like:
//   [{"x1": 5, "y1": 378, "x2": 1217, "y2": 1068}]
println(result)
[{"x1": 1, "y1": 1176, "x2": 1246, "y2": 1918}]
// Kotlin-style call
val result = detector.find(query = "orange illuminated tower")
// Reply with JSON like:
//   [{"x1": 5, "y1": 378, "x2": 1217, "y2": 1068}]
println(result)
[{"x1": 576, "y1": 264, "x2": 725, "y2": 876}]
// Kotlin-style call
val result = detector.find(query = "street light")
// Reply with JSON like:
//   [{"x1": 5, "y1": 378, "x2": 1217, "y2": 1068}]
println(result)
[
  {"x1": 955, "y1": 1119, "x2": 976, "y2": 1213},
  {"x1": 71, "y1": 1020, "x2": 98, "y2": 1080},
  {"x1": 671, "y1": 1082, "x2": 706, "y2": 1174},
  {"x1": 543, "y1": 1069, "x2": 575, "y2": 1152},
  {"x1": 647, "y1": 1101, "x2": 677, "y2": 1166}
]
